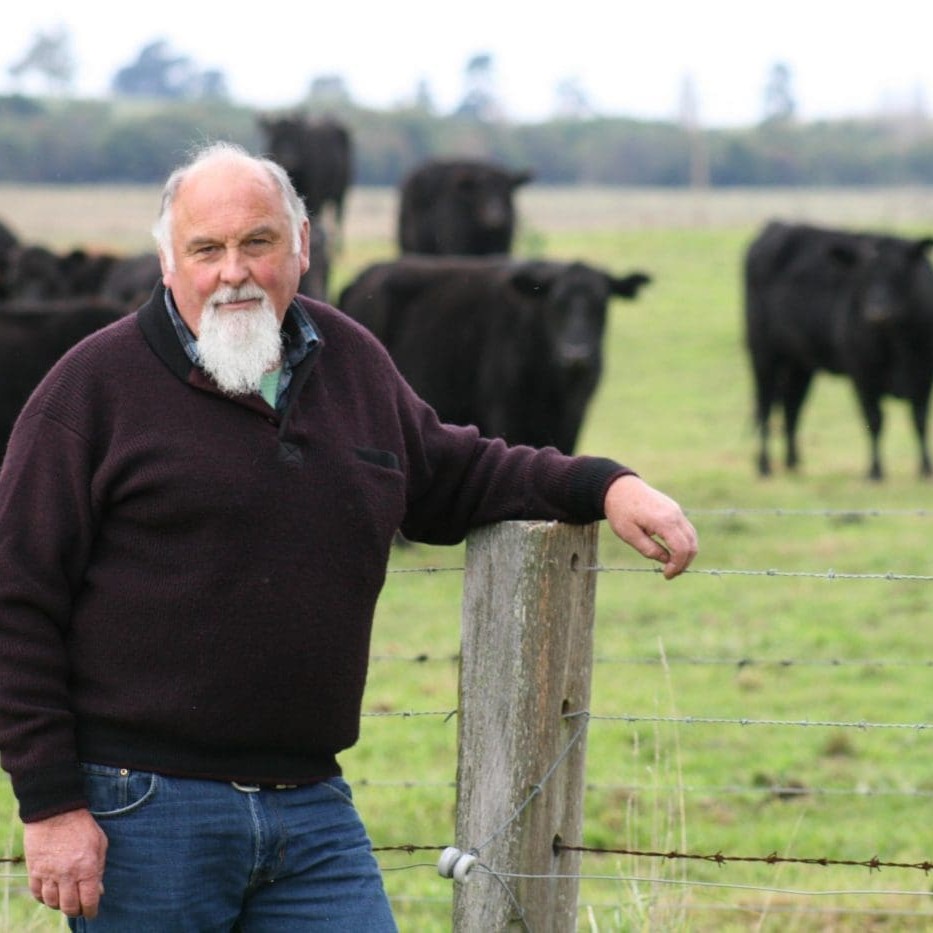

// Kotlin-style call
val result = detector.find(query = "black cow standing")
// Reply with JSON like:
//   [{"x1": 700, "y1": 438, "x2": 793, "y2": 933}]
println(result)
[
  {"x1": 744, "y1": 221, "x2": 933, "y2": 480},
  {"x1": 0, "y1": 217, "x2": 20, "y2": 299},
  {"x1": 338, "y1": 255, "x2": 650, "y2": 454},
  {"x1": 0, "y1": 299, "x2": 126, "y2": 460},
  {"x1": 397, "y1": 159, "x2": 532, "y2": 256},
  {"x1": 2, "y1": 244, "x2": 161, "y2": 310},
  {"x1": 259, "y1": 115, "x2": 353, "y2": 301}
]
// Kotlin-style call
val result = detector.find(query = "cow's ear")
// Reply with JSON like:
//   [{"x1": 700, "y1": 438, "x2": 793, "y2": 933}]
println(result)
[
  {"x1": 508, "y1": 262, "x2": 553, "y2": 297},
  {"x1": 912, "y1": 238, "x2": 933, "y2": 260},
  {"x1": 610, "y1": 272, "x2": 652, "y2": 298},
  {"x1": 511, "y1": 169, "x2": 534, "y2": 189}
]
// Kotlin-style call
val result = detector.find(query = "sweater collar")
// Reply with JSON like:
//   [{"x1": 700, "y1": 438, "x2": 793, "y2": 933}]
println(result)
[{"x1": 136, "y1": 284, "x2": 321, "y2": 385}]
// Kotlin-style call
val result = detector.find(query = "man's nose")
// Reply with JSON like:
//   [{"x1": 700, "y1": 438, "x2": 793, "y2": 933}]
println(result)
[{"x1": 219, "y1": 249, "x2": 249, "y2": 285}]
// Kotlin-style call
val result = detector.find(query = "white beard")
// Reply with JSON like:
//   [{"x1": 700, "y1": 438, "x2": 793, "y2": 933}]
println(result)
[{"x1": 196, "y1": 287, "x2": 283, "y2": 396}]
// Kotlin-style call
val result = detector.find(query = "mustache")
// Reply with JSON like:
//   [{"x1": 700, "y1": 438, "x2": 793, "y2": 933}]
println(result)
[{"x1": 208, "y1": 286, "x2": 268, "y2": 307}]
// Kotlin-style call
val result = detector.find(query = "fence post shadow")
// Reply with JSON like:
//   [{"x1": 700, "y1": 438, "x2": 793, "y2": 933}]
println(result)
[{"x1": 452, "y1": 520, "x2": 599, "y2": 931}]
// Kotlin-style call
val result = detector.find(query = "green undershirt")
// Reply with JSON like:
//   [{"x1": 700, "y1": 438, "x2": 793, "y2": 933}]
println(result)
[{"x1": 259, "y1": 367, "x2": 282, "y2": 409}]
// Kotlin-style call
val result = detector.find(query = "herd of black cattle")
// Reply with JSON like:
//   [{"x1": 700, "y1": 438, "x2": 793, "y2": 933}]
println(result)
[{"x1": 2, "y1": 114, "x2": 933, "y2": 481}]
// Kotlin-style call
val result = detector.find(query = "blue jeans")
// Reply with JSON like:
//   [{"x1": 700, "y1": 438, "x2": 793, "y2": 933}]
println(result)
[{"x1": 69, "y1": 764, "x2": 397, "y2": 932}]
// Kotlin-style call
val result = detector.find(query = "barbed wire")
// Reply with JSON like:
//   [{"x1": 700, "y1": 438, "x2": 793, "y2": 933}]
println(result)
[
  {"x1": 355, "y1": 777, "x2": 933, "y2": 800},
  {"x1": 385, "y1": 563, "x2": 933, "y2": 582},
  {"x1": 685, "y1": 508, "x2": 933, "y2": 518},
  {"x1": 590, "y1": 565, "x2": 933, "y2": 581},
  {"x1": 371, "y1": 651, "x2": 933, "y2": 669},
  {"x1": 360, "y1": 708, "x2": 933, "y2": 731},
  {"x1": 554, "y1": 842, "x2": 933, "y2": 874},
  {"x1": 592, "y1": 712, "x2": 933, "y2": 730},
  {"x1": 593, "y1": 654, "x2": 933, "y2": 668}
]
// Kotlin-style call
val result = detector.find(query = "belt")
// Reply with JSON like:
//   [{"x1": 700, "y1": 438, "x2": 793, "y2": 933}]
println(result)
[{"x1": 231, "y1": 781, "x2": 299, "y2": 792}]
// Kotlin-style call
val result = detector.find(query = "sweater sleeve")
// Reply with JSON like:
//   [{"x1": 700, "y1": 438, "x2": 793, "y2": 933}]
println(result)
[
  {"x1": 396, "y1": 377, "x2": 636, "y2": 545},
  {"x1": 0, "y1": 383, "x2": 98, "y2": 821}
]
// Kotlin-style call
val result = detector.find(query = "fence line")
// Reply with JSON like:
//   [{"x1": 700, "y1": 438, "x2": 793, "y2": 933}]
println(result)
[
  {"x1": 344, "y1": 777, "x2": 933, "y2": 799},
  {"x1": 360, "y1": 708, "x2": 933, "y2": 732},
  {"x1": 372, "y1": 651, "x2": 933, "y2": 668},
  {"x1": 590, "y1": 712, "x2": 933, "y2": 730},
  {"x1": 685, "y1": 508, "x2": 933, "y2": 517},
  {"x1": 387, "y1": 563, "x2": 933, "y2": 582}
]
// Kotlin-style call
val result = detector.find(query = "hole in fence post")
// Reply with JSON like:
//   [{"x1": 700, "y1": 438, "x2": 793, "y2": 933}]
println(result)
[
  {"x1": 552, "y1": 833, "x2": 563, "y2": 857},
  {"x1": 570, "y1": 552, "x2": 580, "y2": 571}
]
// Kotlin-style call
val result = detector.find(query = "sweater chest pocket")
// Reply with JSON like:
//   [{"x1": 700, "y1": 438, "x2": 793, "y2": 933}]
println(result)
[{"x1": 327, "y1": 446, "x2": 407, "y2": 542}]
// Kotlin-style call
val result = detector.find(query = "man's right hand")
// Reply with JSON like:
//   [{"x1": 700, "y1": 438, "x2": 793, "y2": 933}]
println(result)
[{"x1": 24, "y1": 808, "x2": 108, "y2": 919}]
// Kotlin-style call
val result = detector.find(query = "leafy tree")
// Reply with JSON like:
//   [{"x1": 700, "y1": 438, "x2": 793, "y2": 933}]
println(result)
[
  {"x1": 111, "y1": 40, "x2": 228, "y2": 101},
  {"x1": 554, "y1": 78, "x2": 593, "y2": 120},
  {"x1": 8, "y1": 27, "x2": 76, "y2": 95},
  {"x1": 762, "y1": 61, "x2": 796, "y2": 125},
  {"x1": 307, "y1": 75, "x2": 352, "y2": 109},
  {"x1": 455, "y1": 53, "x2": 500, "y2": 121}
]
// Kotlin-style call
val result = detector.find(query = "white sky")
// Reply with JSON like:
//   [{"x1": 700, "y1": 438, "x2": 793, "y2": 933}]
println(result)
[{"x1": 0, "y1": 1, "x2": 930, "y2": 128}]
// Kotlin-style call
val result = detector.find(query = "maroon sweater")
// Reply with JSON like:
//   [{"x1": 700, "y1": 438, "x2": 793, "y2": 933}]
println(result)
[{"x1": 0, "y1": 287, "x2": 631, "y2": 821}]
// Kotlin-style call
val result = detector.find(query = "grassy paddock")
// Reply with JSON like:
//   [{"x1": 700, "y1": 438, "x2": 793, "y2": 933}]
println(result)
[{"x1": 2, "y1": 185, "x2": 933, "y2": 931}]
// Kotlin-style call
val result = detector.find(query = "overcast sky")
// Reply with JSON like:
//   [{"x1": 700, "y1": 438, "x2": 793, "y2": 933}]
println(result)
[{"x1": 1, "y1": 1, "x2": 930, "y2": 128}]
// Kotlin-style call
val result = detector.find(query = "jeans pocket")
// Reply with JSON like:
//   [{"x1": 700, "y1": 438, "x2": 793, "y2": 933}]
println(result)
[
  {"x1": 80, "y1": 762, "x2": 159, "y2": 818},
  {"x1": 319, "y1": 775, "x2": 355, "y2": 807}
]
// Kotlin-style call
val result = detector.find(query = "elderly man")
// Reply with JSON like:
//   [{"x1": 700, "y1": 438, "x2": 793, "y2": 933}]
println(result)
[{"x1": 0, "y1": 142, "x2": 697, "y2": 930}]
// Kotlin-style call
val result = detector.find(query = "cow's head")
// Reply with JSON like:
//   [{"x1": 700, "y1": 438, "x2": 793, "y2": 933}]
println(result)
[
  {"x1": 832, "y1": 234, "x2": 933, "y2": 326},
  {"x1": 508, "y1": 261, "x2": 647, "y2": 377}
]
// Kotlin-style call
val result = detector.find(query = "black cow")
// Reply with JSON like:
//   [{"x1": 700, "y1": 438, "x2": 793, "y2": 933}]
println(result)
[
  {"x1": 4, "y1": 245, "x2": 116, "y2": 300},
  {"x1": 100, "y1": 252, "x2": 163, "y2": 308},
  {"x1": 338, "y1": 256, "x2": 651, "y2": 454},
  {"x1": 0, "y1": 218, "x2": 18, "y2": 255},
  {"x1": 3, "y1": 245, "x2": 162, "y2": 310},
  {"x1": 397, "y1": 159, "x2": 533, "y2": 256},
  {"x1": 0, "y1": 218, "x2": 20, "y2": 299},
  {"x1": 259, "y1": 115, "x2": 353, "y2": 229},
  {"x1": 744, "y1": 221, "x2": 933, "y2": 480},
  {"x1": 259, "y1": 115, "x2": 353, "y2": 301},
  {"x1": 0, "y1": 299, "x2": 127, "y2": 459}
]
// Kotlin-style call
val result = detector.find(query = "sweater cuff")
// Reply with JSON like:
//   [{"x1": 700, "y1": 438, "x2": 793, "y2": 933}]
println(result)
[
  {"x1": 568, "y1": 456, "x2": 637, "y2": 520},
  {"x1": 13, "y1": 760, "x2": 88, "y2": 823}
]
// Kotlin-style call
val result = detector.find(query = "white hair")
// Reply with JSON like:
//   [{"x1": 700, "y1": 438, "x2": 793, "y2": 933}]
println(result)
[{"x1": 152, "y1": 141, "x2": 307, "y2": 273}]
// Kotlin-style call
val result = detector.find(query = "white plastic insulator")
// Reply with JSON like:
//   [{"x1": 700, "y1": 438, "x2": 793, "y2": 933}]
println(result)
[{"x1": 437, "y1": 846, "x2": 477, "y2": 883}]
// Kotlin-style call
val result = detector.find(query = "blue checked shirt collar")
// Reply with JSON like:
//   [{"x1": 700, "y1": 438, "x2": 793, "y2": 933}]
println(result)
[{"x1": 163, "y1": 290, "x2": 320, "y2": 409}]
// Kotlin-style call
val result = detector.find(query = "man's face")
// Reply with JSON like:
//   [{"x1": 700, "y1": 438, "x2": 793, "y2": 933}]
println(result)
[{"x1": 160, "y1": 157, "x2": 310, "y2": 336}]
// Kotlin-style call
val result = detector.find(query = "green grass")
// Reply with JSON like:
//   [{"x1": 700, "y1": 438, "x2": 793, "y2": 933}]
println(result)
[{"x1": 3, "y1": 186, "x2": 933, "y2": 931}]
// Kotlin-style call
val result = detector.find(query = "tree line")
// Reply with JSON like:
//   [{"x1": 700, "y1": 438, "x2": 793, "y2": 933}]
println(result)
[{"x1": 1, "y1": 94, "x2": 932, "y2": 188}]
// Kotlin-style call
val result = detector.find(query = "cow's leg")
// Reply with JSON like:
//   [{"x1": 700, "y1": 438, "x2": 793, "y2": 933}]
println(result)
[
  {"x1": 750, "y1": 358, "x2": 776, "y2": 476},
  {"x1": 853, "y1": 385, "x2": 885, "y2": 481},
  {"x1": 909, "y1": 394, "x2": 932, "y2": 478},
  {"x1": 781, "y1": 366, "x2": 813, "y2": 471}
]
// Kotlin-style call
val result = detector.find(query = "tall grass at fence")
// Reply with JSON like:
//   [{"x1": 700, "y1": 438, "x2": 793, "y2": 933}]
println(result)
[{"x1": 2, "y1": 185, "x2": 933, "y2": 931}]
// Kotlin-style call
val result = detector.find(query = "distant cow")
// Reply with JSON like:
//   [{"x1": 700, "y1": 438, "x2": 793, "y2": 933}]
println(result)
[
  {"x1": 0, "y1": 299, "x2": 127, "y2": 459},
  {"x1": 0, "y1": 218, "x2": 20, "y2": 299},
  {"x1": 4, "y1": 245, "x2": 116, "y2": 300},
  {"x1": 3, "y1": 245, "x2": 161, "y2": 309},
  {"x1": 100, "y1": 252, "x2": 162, "y2": 308},
  {"x1": 259, "y1": 115, "x2": 353, "y2": 229},
  {"x1": 744, "y1": 221, "x2": 933, "y2": 480},
  {"x1": 339, "y1": 256, "x2": 650, "y2": 453},
  {"x1": 259, "y1": 114, "x2": 353, "y2": 301},
  {"x1": 397, "y1": 159, "x2": 533, "y2": 256},
  {"x1": 0, "y1": 218, "x2": 18, "y2": 255}
]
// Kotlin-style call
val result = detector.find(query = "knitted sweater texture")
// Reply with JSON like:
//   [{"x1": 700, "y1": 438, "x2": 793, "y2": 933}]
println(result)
[{"x1": 0, "y1": 287, "x2": 631, "y2": 821}]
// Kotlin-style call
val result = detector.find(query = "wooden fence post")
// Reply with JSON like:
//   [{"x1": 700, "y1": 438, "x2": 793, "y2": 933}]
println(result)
[{"x1": 451, "y1": 520, "x2": 599, "y2": 932}]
